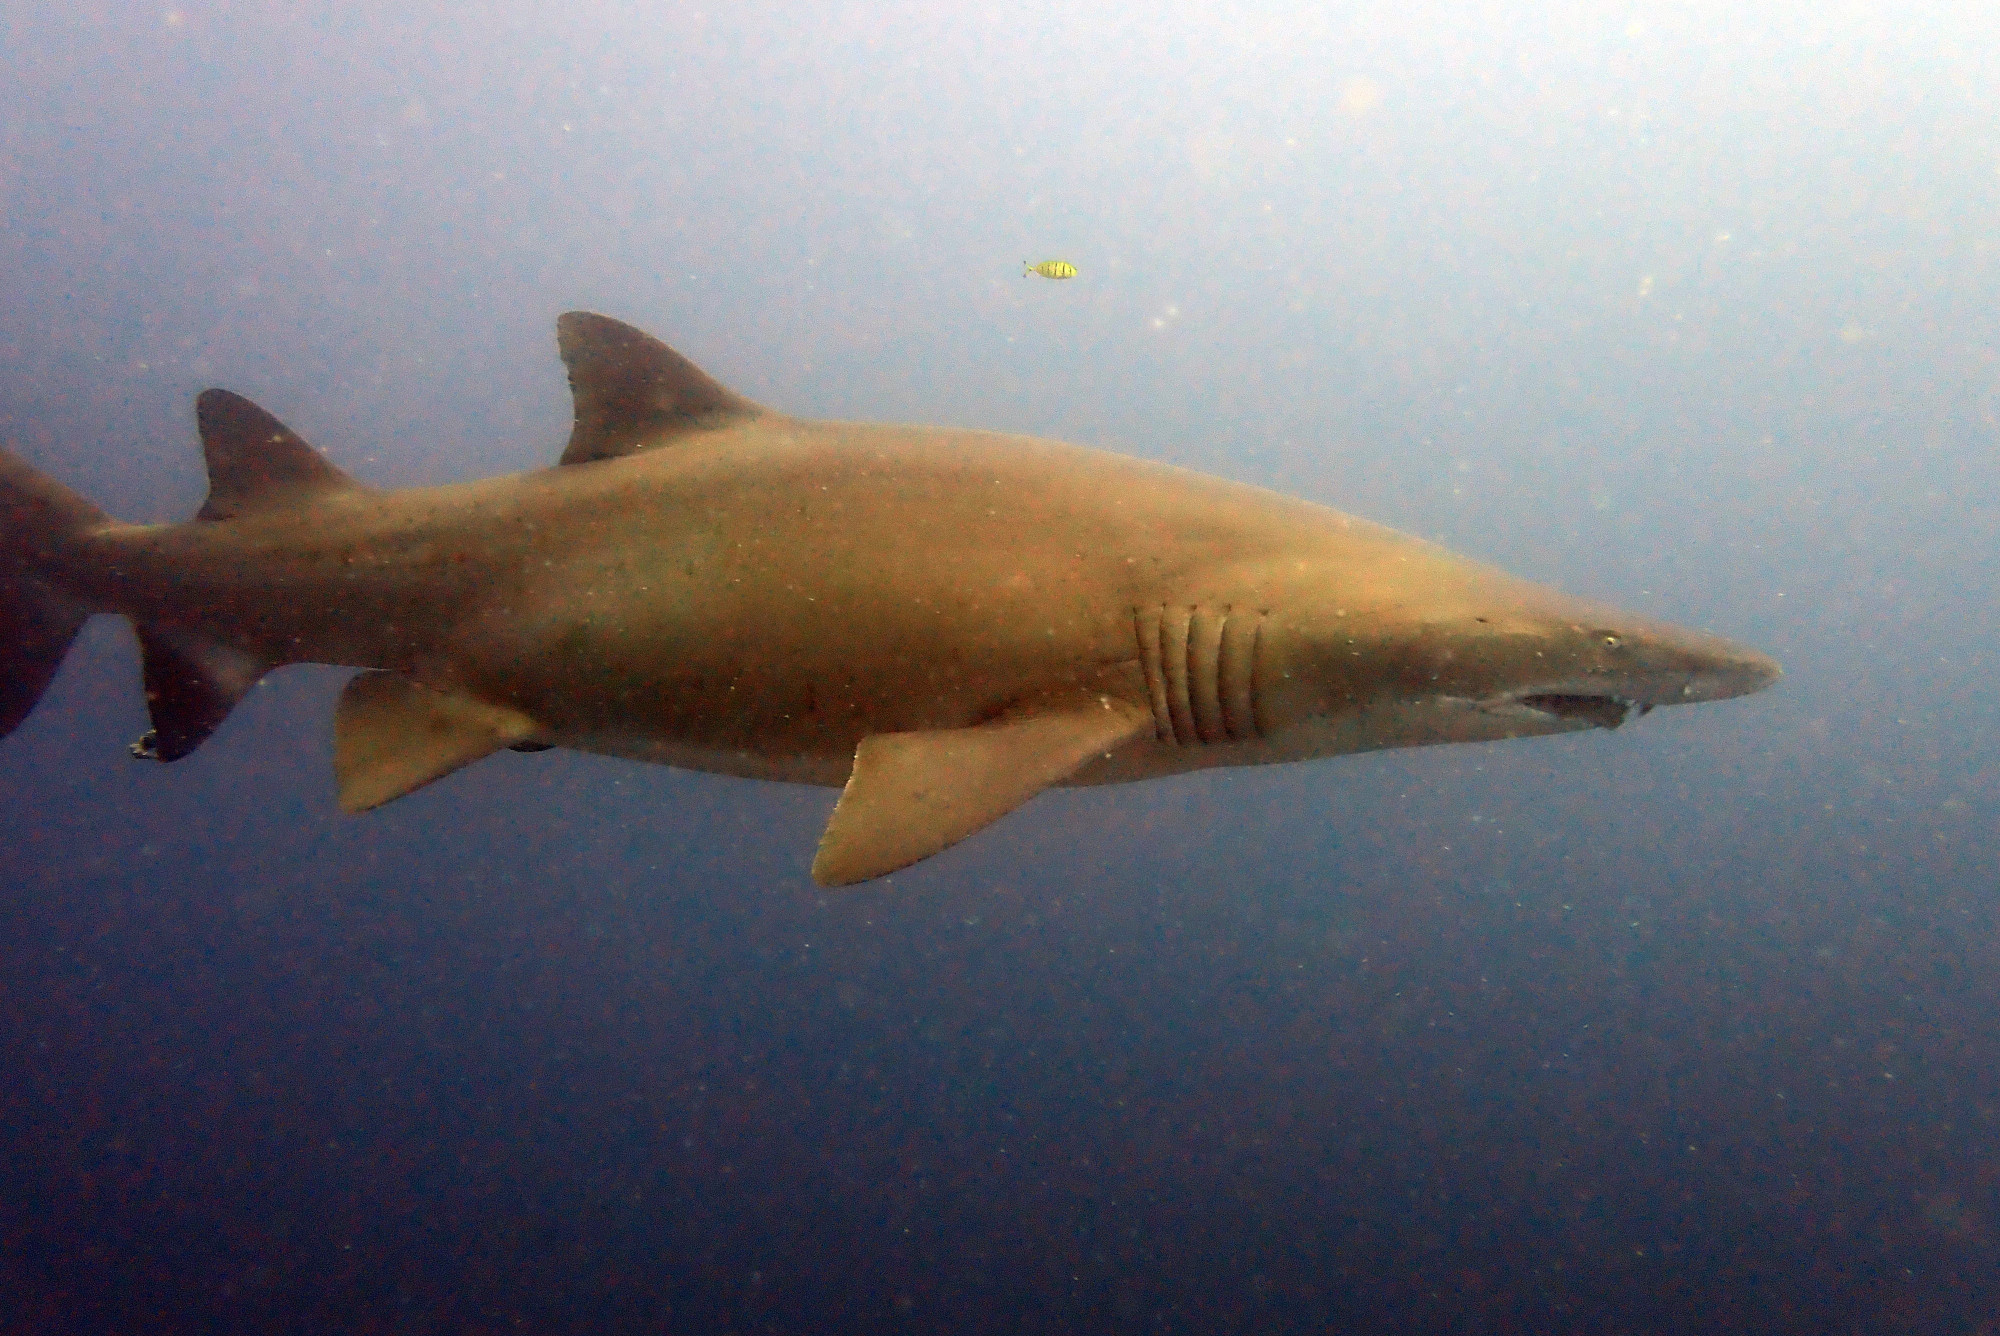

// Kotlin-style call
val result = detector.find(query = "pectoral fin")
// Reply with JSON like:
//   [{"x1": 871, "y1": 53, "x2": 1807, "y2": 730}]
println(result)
[
  {"x1": 333, "y1": 672, "x2": 539, "y2": 813},
  {"x1": 811, "y1": 692, "x2": 1152, "y2": 887}
]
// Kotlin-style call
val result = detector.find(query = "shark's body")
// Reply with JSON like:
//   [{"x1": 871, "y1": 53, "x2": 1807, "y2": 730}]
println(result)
[{"x1": 0, "y1": 314, "x2": 1779, "y2": 884}]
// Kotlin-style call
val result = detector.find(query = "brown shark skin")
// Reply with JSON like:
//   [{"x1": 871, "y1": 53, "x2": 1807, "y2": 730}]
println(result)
[
  {"x1": 2, "y1": 315, "x2": 1780, "y2": 882},
  {"x1": 61, "y1": 412, "x2": 1772, "y2": 781}
]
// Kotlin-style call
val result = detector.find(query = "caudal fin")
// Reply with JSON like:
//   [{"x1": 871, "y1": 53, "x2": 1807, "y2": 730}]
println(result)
[
  {"x1": 3, "y1": 393, "x2": 372, "y2": 757},
  {"x1": 0, "y1": 448, "x2": 107, "y2": 738}
]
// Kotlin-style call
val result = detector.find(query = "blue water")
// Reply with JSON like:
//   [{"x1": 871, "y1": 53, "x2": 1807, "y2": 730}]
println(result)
[{"x1": 3, "y1": 3, "x2": 1996, "y2": 1331}]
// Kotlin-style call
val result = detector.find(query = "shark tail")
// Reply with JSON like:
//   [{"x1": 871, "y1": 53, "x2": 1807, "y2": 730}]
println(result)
[
  {"x1": 3, "y1": 391, "x2": 369, "y2": 760},
  {"x1": 0, "y1": 447, "x2": 107, "y2": 739}
]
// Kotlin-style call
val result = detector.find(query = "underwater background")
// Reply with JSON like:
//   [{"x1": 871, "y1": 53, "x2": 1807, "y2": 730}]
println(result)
[{"x1": 2, "y1": 2, "x2": 1996, "y2": 1330}]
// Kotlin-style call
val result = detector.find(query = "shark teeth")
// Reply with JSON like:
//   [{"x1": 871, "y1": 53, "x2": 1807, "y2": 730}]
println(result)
[{"x1": 1515, "y1": 693, "x2": 1644, "y2": 730}]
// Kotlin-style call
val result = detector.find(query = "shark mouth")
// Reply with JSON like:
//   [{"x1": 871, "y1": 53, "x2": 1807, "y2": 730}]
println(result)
[{"x1": 1514, "y1": 693, "x2": 1650, "y2": 730}]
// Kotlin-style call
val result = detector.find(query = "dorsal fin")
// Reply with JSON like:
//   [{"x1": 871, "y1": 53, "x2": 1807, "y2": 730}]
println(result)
[
  {"x1": 195, "y1": 390, "x2": 366, "y2": 521},
  {"x1": 556, "y1": 312, "x2": 764, "y2": 466}
]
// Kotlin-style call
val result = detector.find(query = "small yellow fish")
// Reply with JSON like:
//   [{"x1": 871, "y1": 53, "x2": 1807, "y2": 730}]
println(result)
[{"x1": 1023, "y1": 260, "x2": 1077, "y2": 280}]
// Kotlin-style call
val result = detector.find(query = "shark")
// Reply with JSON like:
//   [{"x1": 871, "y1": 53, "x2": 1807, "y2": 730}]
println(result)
[{"x1": 0, "y1": 313, "x2": 1779, "y2": 885}]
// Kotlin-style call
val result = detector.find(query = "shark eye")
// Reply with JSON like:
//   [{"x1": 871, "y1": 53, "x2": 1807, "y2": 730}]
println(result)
[{"x1": 1600, "y1": 633, "x2": 1622, "y2": 649}]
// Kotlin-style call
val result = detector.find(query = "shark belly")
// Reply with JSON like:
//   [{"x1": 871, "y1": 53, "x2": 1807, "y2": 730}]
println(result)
[{"x1": 462, "y1": 533, "x2": 1151, "y2": 782}]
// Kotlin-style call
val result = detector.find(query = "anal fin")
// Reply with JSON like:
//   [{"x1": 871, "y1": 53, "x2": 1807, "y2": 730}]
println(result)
[
  {"x1": 812, "y1": 691, "x2": 1153, "y2": 887},
  {"x1": 334, "y1": 671, "x2": 539, "y2": 813},
  {"x1": 133, "y1": 626, "x2": 270, "y2": 761}
]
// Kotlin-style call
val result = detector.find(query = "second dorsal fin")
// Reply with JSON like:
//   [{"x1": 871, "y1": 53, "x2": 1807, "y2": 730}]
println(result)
[
  {"x1": 195, "y1": 390, "x2": 367, "y2": 521},
  {"x1": 556, "y1": 312, "x2": 764, "y2": 466}
]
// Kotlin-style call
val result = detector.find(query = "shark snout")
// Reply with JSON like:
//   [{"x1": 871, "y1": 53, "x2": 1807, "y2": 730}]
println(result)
[
  {"x1": 1474, "y1": 616, "x2": 1780, "y2": 732},
  {"x1": 1667, "y1": 643, "x2": 1782, "y2": 705},
  {"x1": 1615, "y1": 628, "x2": 1782, "y2": 708}
]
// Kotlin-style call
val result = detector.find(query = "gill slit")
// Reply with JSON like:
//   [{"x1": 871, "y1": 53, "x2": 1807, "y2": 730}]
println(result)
[
  {"x1": 1134, "y1": 605, "x2": 1174, "y2": 743},
  {"x1": 1133, "y1": 604, "x2": 1268, "y2": 746},
  {"x1": 1162, "y1": 605, "x2": 1197, "y2": 746},
  {"x1": 1249, "y1": 616, "x2": 1268, "y2": 741}
]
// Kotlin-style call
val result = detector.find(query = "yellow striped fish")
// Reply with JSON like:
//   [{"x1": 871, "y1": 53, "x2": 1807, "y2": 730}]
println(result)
[{"x1": 1023, "y1": 260, "x2": 1077, "y2": 280}]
